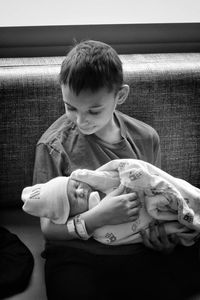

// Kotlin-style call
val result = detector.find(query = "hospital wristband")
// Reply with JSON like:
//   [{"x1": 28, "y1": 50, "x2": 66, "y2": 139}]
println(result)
[
  {"x1": 66, "y1": 219, "x2": 79, "y2": 238},
  {"x1": 74, "y1": 215, "x2": 90, "y2": 240}
]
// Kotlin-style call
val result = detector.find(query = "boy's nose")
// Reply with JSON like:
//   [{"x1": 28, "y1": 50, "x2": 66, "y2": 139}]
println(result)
[{"x1": 76, "y1": 113, "x2": 88, "y2": 127}]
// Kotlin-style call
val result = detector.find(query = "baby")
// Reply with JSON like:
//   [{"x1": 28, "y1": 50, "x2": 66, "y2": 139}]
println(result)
[
  {"x1": 21, "y1": 159, "x2": 200, "y2": 246},
  {"x1": 22, "y1": 175, "x2": 108, "y2": 223}
]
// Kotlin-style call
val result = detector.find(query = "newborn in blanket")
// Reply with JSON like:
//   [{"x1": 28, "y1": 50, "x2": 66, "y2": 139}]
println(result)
[{"x1": 21, "y1": 159, "x2": 200, "y2": 246}]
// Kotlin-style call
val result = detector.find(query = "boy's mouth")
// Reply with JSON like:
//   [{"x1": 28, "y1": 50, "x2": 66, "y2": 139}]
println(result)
[{"x1": 78, "y1": 125, "x2": 95, "y2": 133}]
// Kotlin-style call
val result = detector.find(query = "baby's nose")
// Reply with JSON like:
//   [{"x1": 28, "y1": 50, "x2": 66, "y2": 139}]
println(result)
[{"x1": 76, "y1": 188, "x2": 85, "y2": 198}]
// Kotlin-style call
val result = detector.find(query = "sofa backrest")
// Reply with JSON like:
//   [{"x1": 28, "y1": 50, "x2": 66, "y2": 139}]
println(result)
[{"x1": 1, "y1": 54, "x2": 200, "y2": 207}]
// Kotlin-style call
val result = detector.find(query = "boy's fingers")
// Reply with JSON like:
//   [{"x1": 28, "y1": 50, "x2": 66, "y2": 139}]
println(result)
[
  {"x1": 149, "y1": 222, "x2": 162, "y2": 249},
  {"x1": 129, "y1": 199, "x2": 141, "y2": 209},
  {"x1": 169, "y1": 234, "x2": 179, "y2": 245},
  {"x1": 140, "y1": 230, "x2": 154, "y2": 249},
  {"x1": 157, "y1": 223, "x2": 178, "y2": 246},
  {"x1": 122, "y1": 191, "x2": 137, "y2": 201},
  {"x1": 157, "y1": 223, "x2": 170, "y2": 245},
  {"x1": 128, "y1": 207, "x2": 140, "y2": 217},
  {"x1": 108, "y1": 184, "x2": 125, "y2": 196},
  {"x1": 107, "y1": 186, "x2": 139, "y2": 206},
  {"x1": 128, "y1": 214, "x2": 140, "y2": 222}
]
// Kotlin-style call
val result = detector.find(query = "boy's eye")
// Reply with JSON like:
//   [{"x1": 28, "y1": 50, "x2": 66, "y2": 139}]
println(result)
[
  {"x1": 89, "y1": 110, "x2": 101, "y2": 115},
  {"x1": 65, "y1": 103, "x2": 101, "y2": 115}
]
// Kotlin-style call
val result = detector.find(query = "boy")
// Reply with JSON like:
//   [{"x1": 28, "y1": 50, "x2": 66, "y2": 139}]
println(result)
[
  {"x1": 33, "y1": 40, "x2": 199, "y2": 299},
  {"x1": 23, "y1": 158, "x2": 200, "y2": 246}
]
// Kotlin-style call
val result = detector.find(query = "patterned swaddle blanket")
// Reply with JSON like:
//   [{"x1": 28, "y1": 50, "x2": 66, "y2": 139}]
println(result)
[{"x1": 71, "y1": 159, "x2": 200, "y2": 246}]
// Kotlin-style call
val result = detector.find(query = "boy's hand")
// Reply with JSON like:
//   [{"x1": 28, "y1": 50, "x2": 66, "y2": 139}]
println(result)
[
  {"x1": 140, "y1": 221, "x2": 180, "y2": 254},
  {"x1": 96, "y1": 184, "x2": 141, "y2": 226}
]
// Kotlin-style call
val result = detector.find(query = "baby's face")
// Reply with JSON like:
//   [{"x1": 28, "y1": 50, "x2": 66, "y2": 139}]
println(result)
[{"x1": 67, "y1": 178, "x2": 93, "y2": 217}]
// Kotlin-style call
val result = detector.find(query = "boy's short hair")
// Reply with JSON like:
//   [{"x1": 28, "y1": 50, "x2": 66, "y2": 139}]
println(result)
[{"x1": 59, "y1": 40, "x2": 123, "y2": 95}]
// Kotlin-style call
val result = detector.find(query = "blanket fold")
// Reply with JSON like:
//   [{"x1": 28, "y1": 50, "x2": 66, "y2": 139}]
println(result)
[{"x1": 71, "y1": 159, "x2": 200, "y2": 246}]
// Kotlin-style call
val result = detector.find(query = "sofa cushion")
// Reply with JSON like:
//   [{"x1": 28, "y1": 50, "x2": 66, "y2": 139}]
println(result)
[
  {"x1": 0, "y1": 58, "x2": 64, "y2": 207},
  {"x1": 120, "y1": 53, "x2": 200, "y2": 187}
]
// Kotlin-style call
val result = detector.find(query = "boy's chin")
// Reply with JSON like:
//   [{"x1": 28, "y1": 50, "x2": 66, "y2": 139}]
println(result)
[{"x1": 78, "y1": 126, "x2": 96, "y2": 135}]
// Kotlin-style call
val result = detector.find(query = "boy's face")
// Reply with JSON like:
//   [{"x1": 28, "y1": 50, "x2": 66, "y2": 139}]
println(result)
[
  {"x1": 67, "y1": 178, "x2": 92, "y2": 216},
  {"x1": 62, "y1": 85, "x2": 118, "y2": 139}
]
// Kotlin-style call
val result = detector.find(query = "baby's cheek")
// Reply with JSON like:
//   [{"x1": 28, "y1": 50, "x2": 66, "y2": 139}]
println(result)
[
  {"x1": 77, "y1": 199, "x2": 88, "y2": 214},
  {"x1": 69, "y1": 203, "x2": 77, "y2": 217}
]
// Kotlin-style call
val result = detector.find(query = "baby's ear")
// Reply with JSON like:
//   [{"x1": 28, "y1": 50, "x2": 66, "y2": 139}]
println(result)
[{"x1": 117, "y1": 84, "x2": 130, "y2": 105}]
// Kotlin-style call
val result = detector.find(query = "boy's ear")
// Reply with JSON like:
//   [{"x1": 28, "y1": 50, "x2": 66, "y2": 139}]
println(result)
[{"x1": 116, "y1": 84, "x2": 130, "y2": 105}]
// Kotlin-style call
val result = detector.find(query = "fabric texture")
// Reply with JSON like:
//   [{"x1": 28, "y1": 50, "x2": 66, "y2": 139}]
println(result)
[
  {"x1": 22, "y1": 159, "x2": 200, "y2": 246},
  {"x1": 22, "y1": 176, "x2": 70, "y2": 224},
  {"x1": 1, "y1": 54, "x2": 200, "y2": 207},
  {"x1": 43, "y1": 242, "x2": 200, "y2": 300},
  {"x1": 89, "y1": 159, "x2": 200, "y2": 246}
]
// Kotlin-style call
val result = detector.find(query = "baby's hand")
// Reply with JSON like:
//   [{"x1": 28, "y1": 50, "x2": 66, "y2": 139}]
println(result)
[{"x1": 96, "y1": 184, "x2": 141, "y2": 226}]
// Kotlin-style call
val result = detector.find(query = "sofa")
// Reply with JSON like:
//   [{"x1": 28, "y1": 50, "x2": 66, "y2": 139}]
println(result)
[{"x1": 1, "y1": 53, "x2": 200, "y2": 300}]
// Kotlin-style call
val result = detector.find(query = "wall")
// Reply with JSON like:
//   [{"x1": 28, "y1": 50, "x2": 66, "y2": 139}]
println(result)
[
  {"x1": 0, "y1": 0, "x2": 200, "y2": 57},
  {"x1": 1, "y1": 0, "x2": 200, "y2": 26}
]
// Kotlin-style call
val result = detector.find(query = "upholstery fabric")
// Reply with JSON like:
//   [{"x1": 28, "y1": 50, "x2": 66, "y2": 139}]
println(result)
[
  {"x1": 0, "y1": 54, "x2": 200, "y2": 207},
  {"x1": 121, "y1": 54, "x2": 200, "y2": 186},
  {"x1": 1, "y1": 59, "x2": 64, "y2": 207}
]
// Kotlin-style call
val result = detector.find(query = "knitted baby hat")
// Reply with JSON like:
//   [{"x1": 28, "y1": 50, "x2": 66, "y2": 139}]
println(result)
[{"x1": 21, "y1": 177, "x2": 70, "y2": 224}]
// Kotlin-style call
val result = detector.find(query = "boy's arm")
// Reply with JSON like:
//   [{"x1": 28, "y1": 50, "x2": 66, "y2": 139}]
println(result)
[
  {"x1": 40, "y1": 185, "x2": 140, "y2": 240},
  {"x1": 34, "y1": 143, "x2": 140, "y2": 240},
  {"x1": 40, "y1": 208, "x2": 106, "y2": 240}
]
